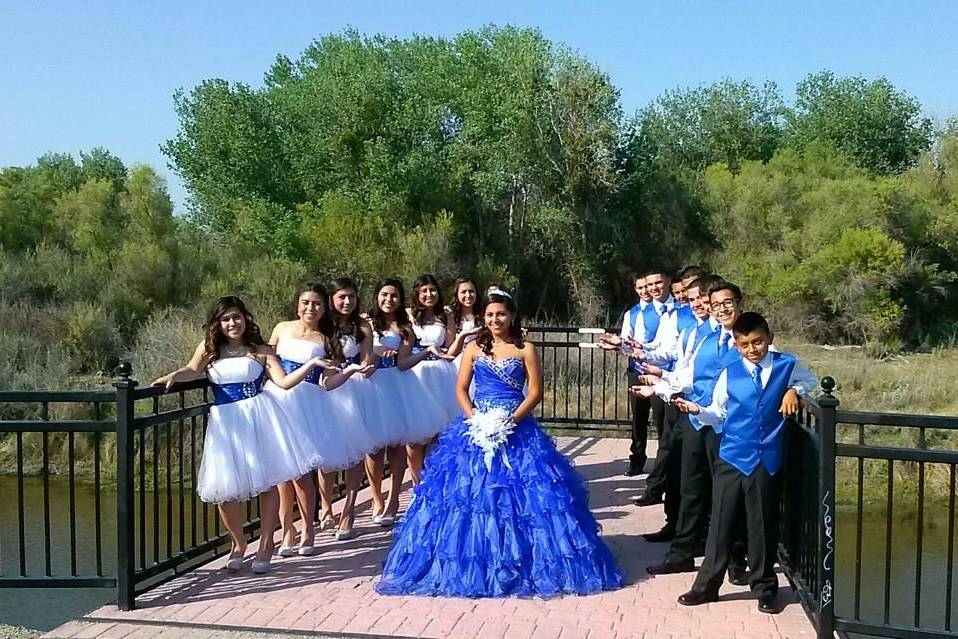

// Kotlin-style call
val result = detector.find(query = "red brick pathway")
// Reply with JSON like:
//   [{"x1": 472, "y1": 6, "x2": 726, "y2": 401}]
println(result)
[{"x1": 45, "y1": 437, "x2": 814, "y2": 639}]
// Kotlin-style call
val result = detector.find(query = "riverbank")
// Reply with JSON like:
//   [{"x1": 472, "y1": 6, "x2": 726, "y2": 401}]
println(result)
[{"x1": 0, "y1": 626, "x2": 39, "y2": 639}]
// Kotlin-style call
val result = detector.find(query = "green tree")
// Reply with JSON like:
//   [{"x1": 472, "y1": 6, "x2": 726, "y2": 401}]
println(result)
[{"x1": 786, "y1": 71, "x2": 933, "y2": 175}]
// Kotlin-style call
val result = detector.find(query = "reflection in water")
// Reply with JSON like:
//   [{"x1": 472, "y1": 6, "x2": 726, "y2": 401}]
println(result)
[
  {"x1": 835, "y1": 505, "x2": 957, "y2": 632},
  {"x1": 0, "y1": 475, "x2": 221, "y2": 631}
]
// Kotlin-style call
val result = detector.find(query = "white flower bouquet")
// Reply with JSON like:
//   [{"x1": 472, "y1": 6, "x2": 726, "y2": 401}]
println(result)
[{"x1": 465, "y1": 406, "x2": 516, "y2": 471}]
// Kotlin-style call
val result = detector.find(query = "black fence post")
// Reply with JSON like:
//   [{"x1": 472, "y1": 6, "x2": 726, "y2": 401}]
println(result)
[
  {"x1": 114, "y1": 363, "x2": 137, "y2": 611},
  {"x1": 817, "y1": 377, "x2": 838, "y2": 639}
]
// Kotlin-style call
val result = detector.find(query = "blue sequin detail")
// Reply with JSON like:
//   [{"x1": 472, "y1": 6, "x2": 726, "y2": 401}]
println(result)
[
  {"x1": 411, "y1": 345, "x2": 442, "y2": 361},
  {"x1": 377, "y1": 355, "x2": 398, "y2": 369},
  {"x1": 210, "y1": 370, "x2": 266, "y2": 406}
]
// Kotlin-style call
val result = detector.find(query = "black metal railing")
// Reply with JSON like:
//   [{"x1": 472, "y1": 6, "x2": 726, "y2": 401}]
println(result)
[
  {"x1": 778, "y1": 378, "x2": 838, "y2": 639},
  {"x1": 830, "y1": 406, "x2": 958, "y2": 638},
  {"x1": 525, "y1": 326, "x2": 632, "y2": 434},
  {"x1": 1, "y1": 364, "x2": 384, "y2": 610},
  {"x1": 0, "y1": 389, "x2": 116, "y2": 588},
  {"x1": 781, "y1": 377, "x2": 958, "y2": 639}
]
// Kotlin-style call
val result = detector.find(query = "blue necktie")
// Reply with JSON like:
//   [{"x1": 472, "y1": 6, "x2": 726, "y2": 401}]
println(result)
[
  {"x1": 751, "y1": 363, "x2": 763, "y2": 391},
  {"x1": 718, "y1": 333, "x2": 731, "y2": 358}
]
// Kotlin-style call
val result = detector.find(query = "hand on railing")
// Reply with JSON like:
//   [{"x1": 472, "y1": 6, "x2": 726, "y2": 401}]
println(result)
[{"x1": 779, "y1": 388, "x2": 800, "y2": 417}]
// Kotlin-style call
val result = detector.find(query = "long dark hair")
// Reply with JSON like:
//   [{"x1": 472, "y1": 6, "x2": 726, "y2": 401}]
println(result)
[
  {"x1": 370, "y1": 277, "x2": 412, "y2": 337},
  {"x1": 411, "y1": 273, "x2": 447, "y2": 326},
  {"x1": 328, "y1": 277, "x2": 365, "y2": 361},
  {"x1": 291, "y1": 282, "x2": 337, "y2": 358},
  {"x1": 449, "y1": 276, "x2": 478, "y2": 328},
  {"x1": 203, "y1": 296, "x2": 264, "y2": 365},
  {"x1": 475, "y1": 291, "x2": 524, "y2": 356}
]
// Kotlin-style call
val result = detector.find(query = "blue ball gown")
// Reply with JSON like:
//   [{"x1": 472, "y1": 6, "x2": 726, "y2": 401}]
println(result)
[{"x1": 376, "y1": 354, "x2": 623, "y2": 598}]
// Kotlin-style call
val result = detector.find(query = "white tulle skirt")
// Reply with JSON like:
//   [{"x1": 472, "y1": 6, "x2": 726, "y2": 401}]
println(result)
[
  {"x1": 407, "y1": 359, "x2": 461, "y2": 442},
  {"x1": 196, "y1": 393, "x2": 320, "y2": 503},
  {"x1": 265, "y1": 380, "x2": 370, "y2": 472}
]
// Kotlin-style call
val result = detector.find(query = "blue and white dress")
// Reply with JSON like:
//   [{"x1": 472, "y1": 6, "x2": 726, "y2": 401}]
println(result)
[
  {"x1": 376, "y1": 354, "x2": 623, "y2": 598},
  {"x1": 197, "y1": 356, "x2": 320, "y2": 503},
  {"x1": 266, "y1": 338, "x2": 368, "y2": 471},
  {"x1": 409, "y1": 323, "x2": 461, "y2": 433}
]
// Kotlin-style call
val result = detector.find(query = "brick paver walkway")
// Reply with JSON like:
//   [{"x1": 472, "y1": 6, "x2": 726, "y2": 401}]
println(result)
[{"x1": 45, "y1": 437, "x2": 814, "y2": 639}]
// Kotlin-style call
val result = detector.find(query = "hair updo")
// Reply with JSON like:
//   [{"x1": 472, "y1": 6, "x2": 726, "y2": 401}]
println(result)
[{"x1": 475, "y1": 290, "x2": 524, "y2": 356}]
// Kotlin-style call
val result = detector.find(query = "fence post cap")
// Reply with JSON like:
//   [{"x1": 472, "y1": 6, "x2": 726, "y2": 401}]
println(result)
[
  {"x1": 112, "y1": 362, "x2": 137, "y2": 388},
  {"x1": 819, "y1": 376, "x2": 838, "y2": 407}
]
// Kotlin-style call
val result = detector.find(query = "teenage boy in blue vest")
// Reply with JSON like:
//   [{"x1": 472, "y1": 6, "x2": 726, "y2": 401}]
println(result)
[
  {"x1": 672, "y1": 312, "x2": 816, "y2": 614},
  {"x1": 601, "y1": 270, "x2": 679, "y2": 477},
  {"x1": 601, "y1": 273, "x2": 653, "y2": 475}
]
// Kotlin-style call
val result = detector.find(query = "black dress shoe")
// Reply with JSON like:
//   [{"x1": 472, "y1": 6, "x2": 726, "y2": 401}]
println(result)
[
  {"x1": 678, "y1": 590, "x2": 719, "y2": 606},
  {"x1": 728, "y1": 565, "x2": 749, "y2": 586},
  {"x1": 647, "y1": 558, "x2": 695, "y2": 575},
  {"x1": 641, "y1": 526, "x2": 675, "y2": 542},
  {"x1": 624, "y1": 460, "x2": 646, "y2": 476},
  {"x1": 758, "y1": 594, "x2": 782, "y2": 614},
  {"x1": 631, "y1": 490, "x2": 663, "y2": 507}
]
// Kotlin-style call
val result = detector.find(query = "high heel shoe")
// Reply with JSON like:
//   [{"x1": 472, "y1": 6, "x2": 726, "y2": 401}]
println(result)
[
  {"x1": 226, "y1": 555, "x2": 245, "y2": 571},
  {"x1": 335, "y1": 527, "x2": 357, "y2": 541},
  {"x1": 319, "y1": 514, "x2": 335, "y2": 531},
  {"x1": 278, "y1": 546, "x2": 296, "y2": 557},
  {"x1": 297, "y1": 545, "x2": 316, "y2": 556},
  {"x1": 251, "y1": 559, "x2": 271, "y2": 574}
]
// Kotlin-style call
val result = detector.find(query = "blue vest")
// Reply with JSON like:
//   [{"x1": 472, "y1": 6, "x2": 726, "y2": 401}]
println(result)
[
  {"x1": 625, "y1": 302, "x2": 644, "y2": 374},
  {"x1": 640, "y1": 303, "x2": 662, "y2": 341},
  {"x1": 688, "y1": 329, "x2": 739, "y2": 431},
  {"x1": 719, "y1": 352, "x2": 798, "y2": 476},
  {"x1": 681, "y1": 318, "x2": 717, "y2": 355},
  {"x1": 676, "y1": 303, "x2": 697, "y2": 334}
]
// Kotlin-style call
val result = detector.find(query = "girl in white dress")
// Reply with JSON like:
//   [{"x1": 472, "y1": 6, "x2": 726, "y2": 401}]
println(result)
[
  {"x1": 366, "y1": 278, "x2": 444, "y2": 520},
  {"x1": 403, "y1": 274, "x2": 473, "y2": 482},
  {"x1": 153, "y1": 296, "x2": 330, "y2": 574},
  {"x1": 323, "y1": 277, "x2": 381, "y2": 539},
  {"x1": 266, "y1": 284, "x2": 371, "y2": 554},
  {"x1": 446, "y1": 276, "x2": 482, "y2": 369}
]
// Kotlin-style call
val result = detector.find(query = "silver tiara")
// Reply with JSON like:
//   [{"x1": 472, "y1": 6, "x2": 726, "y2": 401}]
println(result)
[{"x1": 488, "y1": 287, "x2": 512, "y2": 299}]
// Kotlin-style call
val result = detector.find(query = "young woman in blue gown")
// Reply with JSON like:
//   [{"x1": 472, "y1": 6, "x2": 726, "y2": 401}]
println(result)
[{"x1": 376, "y1": 290, "x2": 623, "y2": 598}]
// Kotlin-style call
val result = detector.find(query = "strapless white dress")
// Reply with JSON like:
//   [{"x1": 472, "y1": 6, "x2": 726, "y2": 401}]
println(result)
[
  {"x1": 453, "y1": 317, "x2": 478, "y2": 371},
  {"x1": 265, "y1": 337, "x2": 367, "y2": 471},
  {"x1": 196, "y1": 357, "x2": 319, "y2": 503},
  {"x1": 335, "y1": 334, "x2": 394, "y2": 453},
  {"x1": 408, "y1": 323, "x2": 461, "y2": 439}
]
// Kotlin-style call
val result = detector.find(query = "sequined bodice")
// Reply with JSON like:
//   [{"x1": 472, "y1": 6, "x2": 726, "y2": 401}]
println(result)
[{"x1": 473, "y1": 356, "x2": 526, "y2": 412}]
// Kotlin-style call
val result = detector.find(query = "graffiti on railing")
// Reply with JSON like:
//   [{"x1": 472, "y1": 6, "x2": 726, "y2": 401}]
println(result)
[{"x1": 821, "y1": 489, "x2": 834, "y2": 608}]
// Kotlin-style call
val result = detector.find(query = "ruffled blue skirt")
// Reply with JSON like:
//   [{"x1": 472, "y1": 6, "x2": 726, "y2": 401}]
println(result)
[{"x1": 376, "y1": 414, "x2": 623, "y2": 598}]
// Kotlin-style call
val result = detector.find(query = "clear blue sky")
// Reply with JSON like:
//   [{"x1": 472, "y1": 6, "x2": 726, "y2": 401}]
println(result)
[{"x1": 2, "y1": 1, "x2": 956, "y2": 212}]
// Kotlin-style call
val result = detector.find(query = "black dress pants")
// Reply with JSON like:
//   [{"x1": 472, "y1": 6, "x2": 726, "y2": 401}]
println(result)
[
  {"x1": 627, "y1": 370, "x2": 651, "y2": 469},
  {"x1": 692, "y1": 458, "x2": 781, "y2": 598},
  {"x1": 665, "y1": 417, "x2": 718, "y2": 562},
  {"x1": 644, "y1": 399, "x2": 681, "y2": 527}
]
